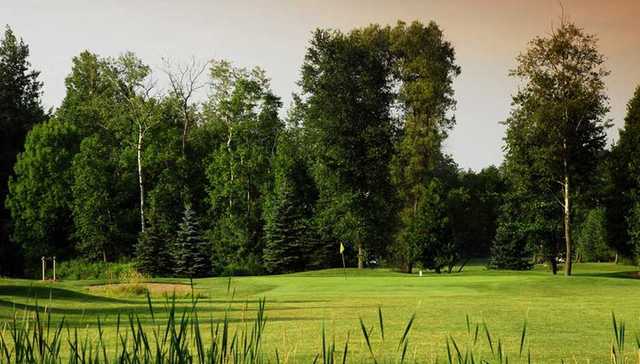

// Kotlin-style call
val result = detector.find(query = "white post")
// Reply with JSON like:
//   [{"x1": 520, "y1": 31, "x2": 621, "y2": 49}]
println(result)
[
  {"x1": 53, "y1": 256, "x2": 56, "y2": 281},
  {"x1": 419, "y1": 270, "x2": 423, "y2": 277},
  {"x1": 41, "y1": 256, "x2": 46, "y2": 281}
]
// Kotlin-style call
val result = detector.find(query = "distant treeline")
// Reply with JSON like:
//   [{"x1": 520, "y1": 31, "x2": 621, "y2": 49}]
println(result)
[{"x1": 0, "y1": 20, "x2": 638, "y2": 278}]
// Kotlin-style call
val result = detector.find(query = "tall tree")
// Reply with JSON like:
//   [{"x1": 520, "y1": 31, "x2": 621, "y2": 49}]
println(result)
[
  {"x1": 389, "y1": 21, "x2": 460, "y2": 272},
  {"x1": 607, "y1": 86, "x2": 640, "y2": 262},
  {"x1": 263, "y1": 132, "x2": 318, "y2": 273},
  {"x1": 205, "y1": 60, "x2": 282, "y2": 275},
  {"x1": 0, "y1": 26, "x2": 45, "y2": 275},
  {"x1": 71, "y1": 135, "x2": 137, "y2": 261},
  {"x1": 6, "y1": 119, "x2": 80, "y2": 271},
  {"x1": 505, "y1": 21, "x2": 610, "y2": 275},
  {"x1": 301, "y1": 26, "x2": 396, "y2": 268},
  {"x1": 105, "y1": 52, "x2": 162, "y2": 234}
]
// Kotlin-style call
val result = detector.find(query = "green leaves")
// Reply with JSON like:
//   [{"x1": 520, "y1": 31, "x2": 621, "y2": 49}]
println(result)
[{"x1": 501, "y1": 20, "x2": 611, "y2": 275}]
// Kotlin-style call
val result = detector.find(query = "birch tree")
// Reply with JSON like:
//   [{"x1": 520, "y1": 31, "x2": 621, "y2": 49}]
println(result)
[
  {"x1": 106, "y1": 53, "x2": 162, "y2": 233},
  {"x1": 505, "y1": 20, "x2": 610, "y2": 275}
]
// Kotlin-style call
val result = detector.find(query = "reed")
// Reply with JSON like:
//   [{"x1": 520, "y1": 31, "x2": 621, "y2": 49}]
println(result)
[{"x1": 0, "y1": 296, "x2": 638, "y2": 363}]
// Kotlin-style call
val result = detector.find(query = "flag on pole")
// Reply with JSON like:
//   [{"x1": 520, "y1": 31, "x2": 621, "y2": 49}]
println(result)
[{"x1": 339, "y1": 242, "x2": 346, "y2": 280}]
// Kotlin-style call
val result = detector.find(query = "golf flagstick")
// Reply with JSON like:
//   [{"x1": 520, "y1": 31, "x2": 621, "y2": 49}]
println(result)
[{"x1": 340, "y1": 242, "x2": 346, "y2": 280}]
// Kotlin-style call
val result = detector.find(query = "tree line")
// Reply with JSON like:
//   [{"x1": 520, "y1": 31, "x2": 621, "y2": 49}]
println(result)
[{"x1": 0, "y1": 19, "x2": 638, "y2": 278}]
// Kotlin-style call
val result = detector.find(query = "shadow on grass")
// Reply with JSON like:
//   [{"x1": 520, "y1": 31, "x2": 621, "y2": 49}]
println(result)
[
  {"x1": 0, "y1": 299, "x2": 319, "y2": 328},
  {"x1": 571, "y1": 270, "x2": 639, "y2": 279},
  {"x1": 0, "y1": 285, "x2": 131, "y2": 303},
  {"x1": 0, "y1": 297, "x2": 355, "y2": 321}
]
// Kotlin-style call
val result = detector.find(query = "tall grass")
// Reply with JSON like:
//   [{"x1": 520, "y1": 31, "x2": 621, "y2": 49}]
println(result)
[{"x1": 0, "y1": 298, "x2": 638, "y2": 363}]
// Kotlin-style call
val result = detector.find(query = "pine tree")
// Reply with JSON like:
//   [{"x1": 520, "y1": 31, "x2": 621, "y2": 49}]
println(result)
[
  {"x1": 135, "y1": 211, "x2": 171, "y2": 276},
  {"x1": 263, "y1": 185, "x2": 307, "y2": 274},
  {"x1": 172, "y1": 204, "x2": 209, "y2": 277}
]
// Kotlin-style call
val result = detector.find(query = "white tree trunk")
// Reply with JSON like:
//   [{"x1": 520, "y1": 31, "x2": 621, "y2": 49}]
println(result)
[
  {"x1": 137, "y1": 127, "x2": 145, "y2": 233},
  {"x1": 563, "y1": 172, "x2": 572, "y2": 276}
]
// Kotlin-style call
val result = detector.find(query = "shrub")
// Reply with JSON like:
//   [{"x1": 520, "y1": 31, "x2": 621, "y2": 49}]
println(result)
[{"x1": 55, "y1": 260, "x2": 134, "y2": 280}]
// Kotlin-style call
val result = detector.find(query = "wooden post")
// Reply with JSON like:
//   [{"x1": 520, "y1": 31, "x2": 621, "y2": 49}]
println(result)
[
  {"x1": 53, "y1": 256, "x2": 56, "y2": 281},
  {"x1": 357, "y1": 242, "x2": 364, "y2": 269},
  {"x1": 41, "y1": 256, "x2": 46, "y2": 281}
]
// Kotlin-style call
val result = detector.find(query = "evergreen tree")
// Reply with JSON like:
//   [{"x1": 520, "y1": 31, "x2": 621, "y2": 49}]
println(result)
[
  {"x1": 263, "y1": 185, "x2": 306, "y2": 273},
  {"x1": 263, "y1": 131, "x2": 318, "y2": 273},
  {"x1": 172, "y1": 204, "x2": 209, "y2": 277},
  {"x1": 575, "y1": 207, "x2": 611, "y2": 262},
  {"x1": 135, "y1": 211, "x2": 171, "y2": 276}
]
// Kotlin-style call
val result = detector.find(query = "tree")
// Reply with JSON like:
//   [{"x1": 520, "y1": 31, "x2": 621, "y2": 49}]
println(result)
[
  {"x1": 455, "y1": 167, "x2": 506, "y2": 258},
  {"x1": 163, "y1": 57, "x2": 207, "y2": 155},
  {"x1": 0, "y1": 26, "x2": 45, "y2": 275},
  {"x1": 489, "y1": 197, "x2": 535, "y2": 270},
  {"x1": 71, "y1": 135, "x2": 137, "y2": 261},
  {"x1": 387, "y1": 21, "x2": 460, "y2": 272},
  {"x1": 607, "y1": 86, "x2": 640, "y2": 262},
  {"x1": 301, "y1": 26, "x2": 396, "y2": 268},
  {"x1": 505, "y1": 21, "x2": 610, "y2": 275},
  {"x1": 6, "y1": 119, "x2": 80, "y2": 271},
  {"x1": 105, "y1": 52, "x2": 162, "y2": 234},
  {"x1": 205, "y1": 60, "x2": 282, "y2": 275},
  {"x1": 575, "y1": 207, "x2": 611, "y2": 262},
  {"x1": 406, "y1": 179, "x2": 451, "y2": 273},
  {"x1": 172, "y1": 204, "x2": 209, "y2": 277},
  {"x1": 135, "y1": 209, "x2": 171, "y2": 276},
  {"x1": 263, "y1": 185, "x2": 306, "y2": 274},
  {"x1": 263, "y1": 132, "x2": 317, "y2": 274},
  {"x1": 628, "y1": 203, "x2": 640, "y2": 264}
]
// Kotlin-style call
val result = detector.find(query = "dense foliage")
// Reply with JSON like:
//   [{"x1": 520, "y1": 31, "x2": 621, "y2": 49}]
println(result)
[
  {"x1": 1, "y1": 20, "x2": 638, "y2": 277},
  {"x1": 497, "y1": 21, "x2": 611, "y2": 274},
  {"x1": 0, "y1": 26, "x2": 46, "y2": 275}
]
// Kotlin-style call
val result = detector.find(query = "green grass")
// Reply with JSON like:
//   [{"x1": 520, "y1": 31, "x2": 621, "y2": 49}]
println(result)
[{"x1": 1, "y1": 263, "x2": 639, "y2": 362}]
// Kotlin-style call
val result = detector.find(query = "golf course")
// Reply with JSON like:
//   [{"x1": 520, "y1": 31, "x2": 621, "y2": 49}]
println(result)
[{"x1": 1, "y1": 263, "x2": 639, "y2": 363}]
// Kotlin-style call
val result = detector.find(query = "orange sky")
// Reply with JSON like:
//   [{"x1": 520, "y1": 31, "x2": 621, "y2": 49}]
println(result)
[{"x1": 3, "y1": 0, "x2": 639, "y2": 170}]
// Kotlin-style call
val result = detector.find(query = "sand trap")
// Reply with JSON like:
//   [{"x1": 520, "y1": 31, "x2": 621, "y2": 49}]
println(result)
[{"x1": 88, "y1": 283, "x2": 194, "y2": 296}]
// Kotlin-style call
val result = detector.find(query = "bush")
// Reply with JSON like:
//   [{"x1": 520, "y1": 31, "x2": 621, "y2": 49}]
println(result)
[
  {"x1": 55, "y1": 260, "x2": 134, "y2": 280},
  {"x1": 221, "y1": 254, "x2": 265, "y2": 276}
]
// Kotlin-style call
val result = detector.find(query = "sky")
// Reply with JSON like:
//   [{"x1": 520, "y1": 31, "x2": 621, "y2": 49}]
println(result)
[{"x1": 3, "y1": 0, "x2": 639, "y2": 171}]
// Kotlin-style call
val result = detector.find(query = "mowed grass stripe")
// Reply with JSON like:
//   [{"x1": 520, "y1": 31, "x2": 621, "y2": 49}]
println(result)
[{"x1": 0, "y1": 262, "x2": 638, "y2": 362}]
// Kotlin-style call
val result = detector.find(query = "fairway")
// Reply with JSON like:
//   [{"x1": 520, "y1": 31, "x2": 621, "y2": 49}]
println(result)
[{"x1": 1, "y1": 263, "x2": 639, "y2": 362}]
